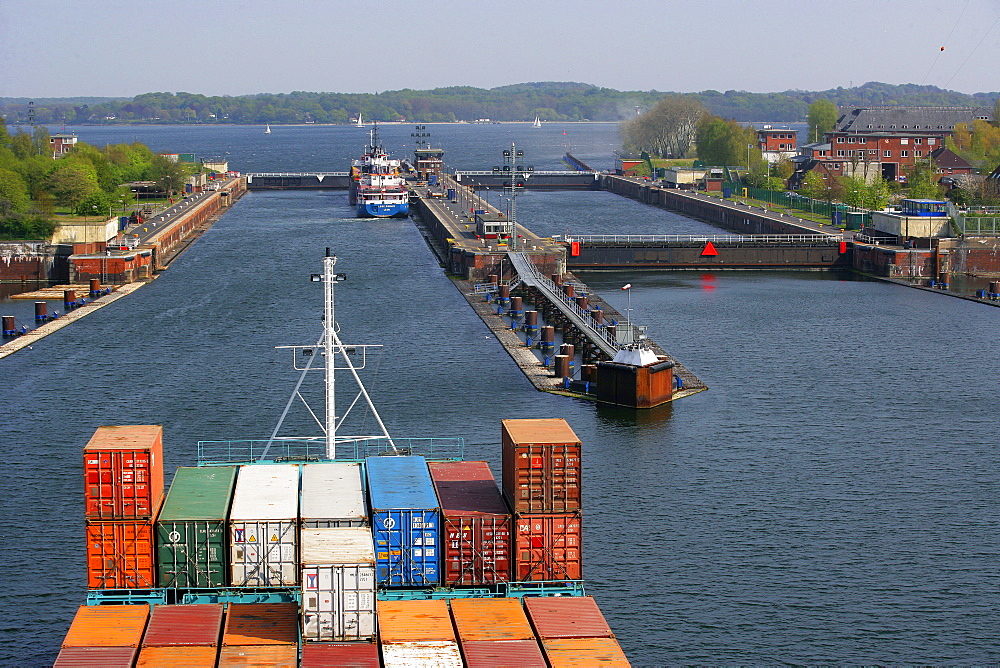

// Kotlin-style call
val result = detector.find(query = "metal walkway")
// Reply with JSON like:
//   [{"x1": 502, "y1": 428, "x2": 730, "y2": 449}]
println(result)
[{"x1": 506, "y1": 252, "x2": 620, "y2": 359}]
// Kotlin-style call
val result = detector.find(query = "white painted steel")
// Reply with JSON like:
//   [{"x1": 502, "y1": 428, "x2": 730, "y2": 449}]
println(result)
[
  {"x1": 380, "y1": 641, "x2": 464, "y2": 668},
  {"x1": 229, "y1": 464, "x2": 300, "y2": 586},
  {"x1": 301, "y1": 527, "x2": 376, "y2": 641},
  {"x1": 300, "y1": 462, "x2": 367, "y2": 527},
  {"x1": 229, "y1": 464, "x2": 300, "y2": 520}
]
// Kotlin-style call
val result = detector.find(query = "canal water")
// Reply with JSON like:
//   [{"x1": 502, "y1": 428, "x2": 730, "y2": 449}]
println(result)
[{"x1": 2, "y1": 124, "x2": 998, "y2": 665}]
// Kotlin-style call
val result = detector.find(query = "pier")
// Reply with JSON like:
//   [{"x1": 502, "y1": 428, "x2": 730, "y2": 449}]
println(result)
[{"x1": 410, "y1": 173, "x2": 707, "y2": 407}]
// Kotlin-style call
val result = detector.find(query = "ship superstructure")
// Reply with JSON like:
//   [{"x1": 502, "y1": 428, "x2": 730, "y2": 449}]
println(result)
[{"x1": 349, "y1": 125, "x2": 410, "y2": 218}]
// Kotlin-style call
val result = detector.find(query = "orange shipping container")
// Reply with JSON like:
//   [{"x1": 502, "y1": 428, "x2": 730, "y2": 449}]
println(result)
[
  {"x1": 217, "y1": 644, "x2": 298, "y2": 666},
  {"x1": 513, "y1": 513, "x2": 582, "y2": 581},
  {"x1": 541, "y1": 637, "x2": 631, "y2": 666},
  {"x1": 501, "y1": 419, "x2": 581, "y2": 514},
  {"x1": 449, "y1": 598, "x2": 535, "y2": 642},
  {"x1": 376, "y1": 600, "x2": 455, "y2": 643},
  {"x1": 222, "y1": 603, "x2": 298, "y2": 646},
  {"x1": 86, "y1": 518, "x2": 157, "y2": 589},
  {"x1": 84, "y1": 425, "x2": 164, "y2": 520},
  {"x1": 135, "y1": 645, "x2": 218, "y2": 666},
  {"x1": 61, "y1": 604, "x2": 150, "y2": 648}
]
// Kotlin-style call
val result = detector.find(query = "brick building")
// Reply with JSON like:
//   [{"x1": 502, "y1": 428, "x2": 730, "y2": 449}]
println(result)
[{"x1": 757, "y1": 126, "x2": 798, "y2": 163}]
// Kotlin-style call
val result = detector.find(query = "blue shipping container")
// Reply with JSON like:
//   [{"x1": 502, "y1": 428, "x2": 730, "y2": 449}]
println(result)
[{"x1": 365, "y1": 456, "x2": 440, "y2": 586}]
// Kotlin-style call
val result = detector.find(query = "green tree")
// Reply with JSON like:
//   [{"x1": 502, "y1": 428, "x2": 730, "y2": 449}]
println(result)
[
  {"x1": 799, "y1": 170, "x2": 836, "y2": 202},
  {"x1": 47, "y1": 162, "x2": 100, "y2": 209},
  {"x1": 906, "y1": 160, "x2": 940, "y2": 199},
  {"x1": 0, "y1": 168, "x2": 30, "y2": 212},
  {"x1": 807, "y1": 99, "x2": 838, "y2": 144},
  {"x1": 695, "y1": 116, "x2": 756, "y2": 166}
]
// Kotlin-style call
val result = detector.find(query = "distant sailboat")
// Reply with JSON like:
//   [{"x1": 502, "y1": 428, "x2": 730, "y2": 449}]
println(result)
[
  {"x1": 356, "y1": 113, "x2": 365, "y2": 128},
  {"x1": 533, "y1": 116, "x2": 542, "y2": 128},
  {"x1": 264, "y1": 124, "x2": 271, "y2": 134}
]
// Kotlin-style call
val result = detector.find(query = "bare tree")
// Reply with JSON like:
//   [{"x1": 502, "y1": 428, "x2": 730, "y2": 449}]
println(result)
[{"x1": 622, "y1": 96, "x2": 707, "y2": 159}]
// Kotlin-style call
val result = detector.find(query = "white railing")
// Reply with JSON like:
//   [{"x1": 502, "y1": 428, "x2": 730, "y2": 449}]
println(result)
[
  {"x1": 455, "y1": 170, "x2": 600, "y2": 177},
  {"x1": 245, "y1": 172, "x2": 349, "y2": 178},
  {"x1": 563, "y1": 234, "x2": 840, "y2": 244}
]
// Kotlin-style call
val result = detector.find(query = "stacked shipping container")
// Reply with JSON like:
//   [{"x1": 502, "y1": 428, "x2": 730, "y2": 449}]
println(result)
[
  {"x1": 55, "y1": 604, "x2": 149, "y2": 667},
  {"x1": 501, "y1": 419, "x2": 583, "y2": 581},
  {"x1": 450, "y1": 598, "x2": 547, "y2": 667},
  {"x1": 229, "y1": 465, "x2": 300, "y2": 586},
  {"x1": 524, "y1": 596, "x2": 629, "y2": 667},
  {"x1": 377, "y1": 600, "x2": 463, "y2": 667},
  {"x1": 134, "y1": 603, "x2": 223, "y2": 666},
  {"x1": 300, "y1": 527, "x2": 377, "y2": 642},
  {"x1": 300, "y1": 462, "x2": 368, "y2": 528},
  {"x1": 428, "y1": 461, "x2": 511, "y2": 586},
  {"x1": 83, "y1": 426, "x2": 165, "y2": 590},
  {"x1": 365, "y1": 456, "x2": 440, "y2": 587},
  {"x1": 156, "y1": 466, "x2": 238, "y2": 588},
  {"x1": 219, "y1": 603, "x2": 299, "y2": 666}
]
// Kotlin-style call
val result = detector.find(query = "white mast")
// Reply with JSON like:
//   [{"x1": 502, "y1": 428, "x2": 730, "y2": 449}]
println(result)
[{"x1": 323, "y1": 252, "x2": 338, "y2": 454}]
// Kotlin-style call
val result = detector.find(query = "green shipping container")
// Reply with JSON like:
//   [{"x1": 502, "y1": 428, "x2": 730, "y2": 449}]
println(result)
[{"x1": 156, "y1": 466, "x2": 238, "y2": 587}]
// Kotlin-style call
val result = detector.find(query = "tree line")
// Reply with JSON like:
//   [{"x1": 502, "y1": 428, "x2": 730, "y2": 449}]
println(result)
[
  {"x1": 0, "y1": 126, "x2": 190, "y2": 240},
  {"x1": 2, "y1": 81, "x2": 997, "y2": 125}
]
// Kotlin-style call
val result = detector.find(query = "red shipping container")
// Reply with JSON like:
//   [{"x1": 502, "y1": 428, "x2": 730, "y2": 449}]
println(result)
[
  {"x1": 300, "y1": 641, "x2": 381, "y2": 667},
  {"x1": 428, "y1": 461, "x2": 511, "y2": 585},
  {"x1": 54, "y1": 646, "x2": 139, "y2": 667},
  {"x1": 86, "y1": 517, "x2": 158, "y2": 589},
  {"x1": 141, "y1": 604, "x2": 224, "y2": 646},
  {"x1": 84, "y1": 425, "x2": 164, "y2": 520},
  {"x1": 524, "y1": 596, "x2": 614, "y2": 639},
  {"x1": 222, "y1": 603, "x2": 299, "y2": 646},
  {"x1": 501, "y1": 419, "x2": 581, "y2": 514},
  {"x1": 513, "y1": 513, "x2": 582, "y2": 581},
  {"x1": 461, "y1": 639, "x2": 547, "y2": 668}
]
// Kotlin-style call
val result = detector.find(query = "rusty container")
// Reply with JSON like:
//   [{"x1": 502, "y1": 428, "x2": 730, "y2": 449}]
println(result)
[
  {"x1": 461, "y1": 640, "x2": 547, "y2": 668},
  {"x1": 501, "y1": 419, "x2": 581, "y2": 514},
  {"x1": 86, "y1": 515, "x2": 159, "y2": 589},
  {"x1": 300, "y1": 642, "x2": 380, "y2": 667},
  {"x1": 428, "y1": 461, "x2": 511, "y2": 585},
  {"x1": 222, "y1": 603, "x2": 299, "y2": 646},
  {"x1": 141, "y1": 603, "x2": 224, "y2": 646},
  {"x1": 83, "y1": 425, "x2": 164, "y2": 520},
  {"x1": 376, "y1": 600, "x2": 455, "y2": 643},
  {"x1": 135, "y1": 645, "x2": 218, "y2": 666},
  {"x1": 523, "y1": 596, "x2": 614, "y2": 639},
  {"x1": 54, "y1": 646, "x2": 139, "y2": 667},
  {"x1": 449, "y1": 598, "x2": 535, "y2": 642},
  {"x1": 540, "y1": 637, "x2": 631, "y2": 667},
  {"x1": 512, "y1": 512, "x2": 583, "y2": 581},
  {"x1": 61, "y1": 604, "x2": 150, "y2": 648}
]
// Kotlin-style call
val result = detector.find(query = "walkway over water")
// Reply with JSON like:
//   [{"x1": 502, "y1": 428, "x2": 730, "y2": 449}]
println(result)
[{"x1": 507, "y1": 251, "x2": 619, "y2": 359}]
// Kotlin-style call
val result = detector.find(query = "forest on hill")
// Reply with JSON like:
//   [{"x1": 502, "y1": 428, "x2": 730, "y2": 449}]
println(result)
[{"x1": 2, "y1": 82, "x2": 998, "y2": 126}]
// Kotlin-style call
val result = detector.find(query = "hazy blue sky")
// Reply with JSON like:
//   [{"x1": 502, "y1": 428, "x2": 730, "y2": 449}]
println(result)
[{"x1": 1, "y1": 0, "x2": 997, "y2": 98}]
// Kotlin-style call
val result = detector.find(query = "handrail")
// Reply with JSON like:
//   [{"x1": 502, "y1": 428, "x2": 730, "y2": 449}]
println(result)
[
  {"x1": 563, "y1": 234, "x2": 840, "y2": 244},
  {"x1": 506, "y1": 252, "x2": 622, "y2": 357},
  {"x1": 245, "y1": 172, "x2": 349, "y2": 177}
]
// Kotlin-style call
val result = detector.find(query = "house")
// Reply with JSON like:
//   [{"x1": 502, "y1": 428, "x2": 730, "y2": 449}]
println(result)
[
  {"x1": 50, "y1": 133, "x2": 77, "y2": 158},
  {"x1": 757, "y1": 126, "x2": 798, "y2": 164},
  {"x1": 825, "y1": 106, "x2": 992, "y2": 182}
]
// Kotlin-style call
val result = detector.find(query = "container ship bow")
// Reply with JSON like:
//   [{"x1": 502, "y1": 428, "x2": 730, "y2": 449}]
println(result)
[
  {"x1": 59, "y1": 251, "x2": 631, "y2": 667},
  {"x1": 349, "y1": 124, "x2": 410, "y2": 219}
]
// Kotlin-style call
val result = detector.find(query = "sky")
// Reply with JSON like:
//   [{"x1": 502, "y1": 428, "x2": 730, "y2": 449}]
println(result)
[{"x1": 1, "y1": 0, "x2": 998, "y2": 99}]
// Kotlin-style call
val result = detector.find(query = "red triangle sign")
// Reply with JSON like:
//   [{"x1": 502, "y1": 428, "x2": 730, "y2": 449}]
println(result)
[{"x1": 701, "y1": 241, "x2": 719, "y2": 256}]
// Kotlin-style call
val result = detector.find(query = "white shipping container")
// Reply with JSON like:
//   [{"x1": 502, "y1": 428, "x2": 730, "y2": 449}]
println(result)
[
  {"x1": 381, "y1": 641, "x2": 464, "y2": 668},
  {"x1": 300, "y1": 462, "x2": 368, "y2": 528},
  {"x1": 229, "y1": 464, "x2": 300, "y2": 586},
  {"x1": 301, "y1": 527, "x2": 377, "y2": 642}
]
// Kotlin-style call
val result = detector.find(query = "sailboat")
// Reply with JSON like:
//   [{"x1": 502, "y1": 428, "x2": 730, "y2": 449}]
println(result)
[
  {"x1": 264, "y1": 124, "x2": 271, "y2": 134},
  {"x1": 356, "y1": 113, "x2": 365, "y2": 128},
  {"x1": 533, "y1": 116, "x2": 542, "y2": 128}
]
